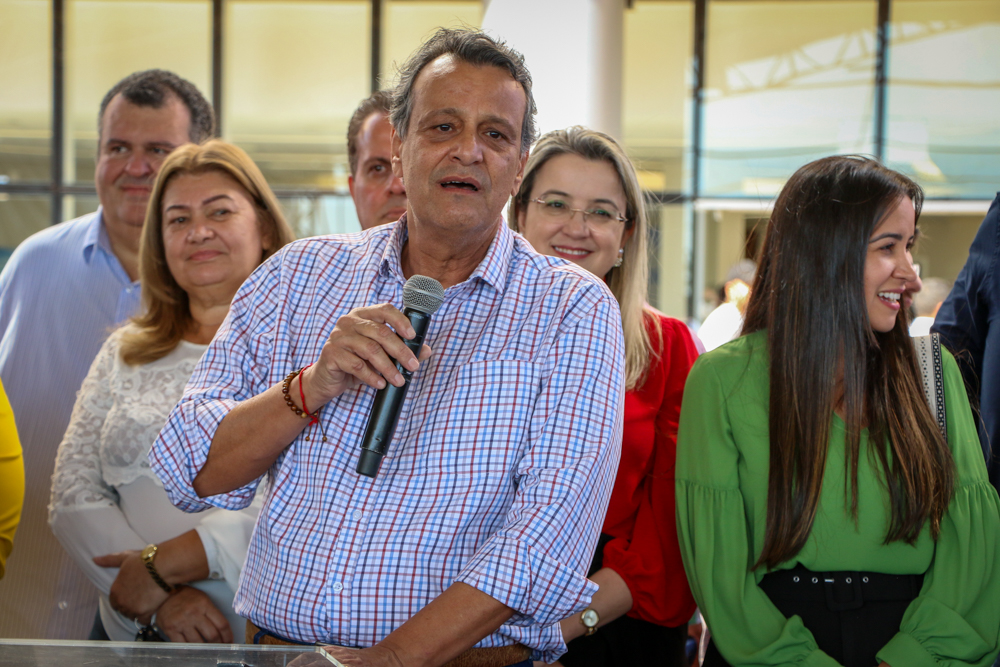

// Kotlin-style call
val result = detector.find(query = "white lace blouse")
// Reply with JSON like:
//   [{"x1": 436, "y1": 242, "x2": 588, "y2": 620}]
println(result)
[{"x1": 49, "y1": 325, "x2": 260, "y2": 642}]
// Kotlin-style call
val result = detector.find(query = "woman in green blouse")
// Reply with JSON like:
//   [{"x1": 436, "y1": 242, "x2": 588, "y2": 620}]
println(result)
[{"x1": 676, "y1": 155, "x2": 1000, "y2": 667}]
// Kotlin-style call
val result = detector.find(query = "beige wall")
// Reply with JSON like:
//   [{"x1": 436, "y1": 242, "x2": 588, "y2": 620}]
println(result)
[
  {"x1": 913, "y1": 214, "x2": 982, "y2": 285},
  {"x1": 710, "y1": 211, "x2": 749, "y2": 287},
  {"x1": 651, "y1": 205, "x2": 688, "y2": 319}
]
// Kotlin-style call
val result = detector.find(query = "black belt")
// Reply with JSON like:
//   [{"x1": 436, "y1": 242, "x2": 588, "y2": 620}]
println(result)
[
  {"x1": 759, "y1": 564, "x2": 924, "y2": 612},
  {"x1": 704, "y1": 564, "x2": 925, "y2": 667}
]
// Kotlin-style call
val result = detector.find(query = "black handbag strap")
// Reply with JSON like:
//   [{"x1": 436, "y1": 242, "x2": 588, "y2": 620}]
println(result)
[{"x1": 913, "y1": 333, "x2": 947, "y2": 439}]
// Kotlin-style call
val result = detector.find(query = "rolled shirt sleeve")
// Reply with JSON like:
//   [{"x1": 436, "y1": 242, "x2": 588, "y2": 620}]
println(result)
[
  {"x1": 150, "y1": 256, "x2": 284, "y2": 513},
  {"x1": 456, "y1": 295, "x2": 625, "y2": 661}
]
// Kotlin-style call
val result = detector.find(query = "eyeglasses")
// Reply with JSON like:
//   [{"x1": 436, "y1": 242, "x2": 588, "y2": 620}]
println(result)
[{"x1": 530, "y1": 198, "x2": 629, "y2": 228}]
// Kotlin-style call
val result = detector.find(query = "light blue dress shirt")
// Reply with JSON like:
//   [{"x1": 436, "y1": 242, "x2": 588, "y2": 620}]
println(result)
[
  {"x1": 0, "y1": 208, "x2": 141, "y2": 639},
  {"x1": 152, "y1": 220, "x2": 625, "y2": 661}
]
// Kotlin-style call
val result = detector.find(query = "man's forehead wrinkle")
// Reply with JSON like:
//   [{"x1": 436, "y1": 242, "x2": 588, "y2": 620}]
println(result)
[
  {"x1": 412, "y1": 79, "x2": 525, "y2": 136},
  {"x1": 419, "y1": 107, "x2": 461, "y2": 122},
  {"x1": 411, "y1": 56, "x2": 521, "y2": 107}
]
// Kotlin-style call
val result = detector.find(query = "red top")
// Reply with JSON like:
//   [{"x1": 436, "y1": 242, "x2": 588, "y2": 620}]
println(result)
[{"x1": 600, "y1": 311, "x2": 699, "y2": 627}]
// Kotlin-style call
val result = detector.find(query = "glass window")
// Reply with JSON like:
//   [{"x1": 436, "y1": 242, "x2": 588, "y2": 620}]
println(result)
[
  {"x1": 67, "y1": 0, "x2": 212, "y2": 187},
  {"x1": 381, "y1": 1, "x2": 482, "y2": 87},
  {"x1": 0, "y1": 0, "x2": 51, "y2": 184},
  {"x1": 225, "y1": 1, "x2": 369, "y2": 193},
  {"x1": 701, "y1": 0, "x2": 877, "y2": 197},
  {"x1": 0, "y1": 194, "x2": 51, "y2": 272},
  {"x1": 66, "y1": 193, "x2": 100, "y2": 221},
  {"x1": 887, "y1": 0, "x2": 1000, "y2": 198},
  {"x1": 648, "y1": 203, "x2": 691, "y2": 319},
  {"x1": 624, "y1": 1, "x2": 693, "y2": 195},
  {"x1": 279, "y1": 194, "x2": 361, "y2": 239}
]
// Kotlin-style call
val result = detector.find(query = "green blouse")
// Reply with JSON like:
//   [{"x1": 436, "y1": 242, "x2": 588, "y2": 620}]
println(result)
[{"x1": 676, "y1": 330, "x2": 1000, "y2": 667}]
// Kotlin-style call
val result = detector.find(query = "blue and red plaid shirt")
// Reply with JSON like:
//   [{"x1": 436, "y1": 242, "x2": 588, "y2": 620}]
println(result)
[{"x1": 150, "y1": 218, "x2": 624, "y2": 662}]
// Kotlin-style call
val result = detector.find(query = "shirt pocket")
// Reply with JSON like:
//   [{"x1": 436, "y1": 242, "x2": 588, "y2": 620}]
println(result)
[{"x1": 398, "y1": 359, "x2": 541, "y2": 478}]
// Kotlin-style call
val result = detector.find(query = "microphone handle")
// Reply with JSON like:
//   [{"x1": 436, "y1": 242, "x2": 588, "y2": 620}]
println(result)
[{"x1": 356, "y1": 308, "x2": 432, "y2": 478}]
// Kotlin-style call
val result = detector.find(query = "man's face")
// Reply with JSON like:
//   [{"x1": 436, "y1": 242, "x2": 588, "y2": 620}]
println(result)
[
  {"x1": 95, "y1": 93, "x2": 191, "y2": 238},
  {"x1": 349, "y1": 112, "x2": 407, "y2": 230},
  {"x1": 391, "y1": 56, "x2": 528, "y2": 235}
]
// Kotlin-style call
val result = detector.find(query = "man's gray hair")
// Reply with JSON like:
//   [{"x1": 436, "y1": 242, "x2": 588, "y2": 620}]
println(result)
[{"x1": 390, "y1": 28, "x2": 537, "y2": 154}]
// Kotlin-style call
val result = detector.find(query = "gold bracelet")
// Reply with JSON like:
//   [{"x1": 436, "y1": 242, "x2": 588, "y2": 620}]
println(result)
[{"x1": 140, "y1": 544, "x2": 174, "y2": 594}]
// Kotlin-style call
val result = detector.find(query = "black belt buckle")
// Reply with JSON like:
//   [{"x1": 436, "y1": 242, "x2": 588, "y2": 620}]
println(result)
[{"x1": 823, "y1": 571, "x2": 864, "y2": 611}]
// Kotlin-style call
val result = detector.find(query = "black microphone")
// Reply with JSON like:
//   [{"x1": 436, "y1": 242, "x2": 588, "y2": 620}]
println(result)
[{"x1": 356, "y1": 275, "x2": 445, "y2": 478}]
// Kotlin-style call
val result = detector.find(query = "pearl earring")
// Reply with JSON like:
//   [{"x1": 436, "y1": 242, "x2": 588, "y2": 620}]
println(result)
[{"x1": 613, "y1": 248, "x2": 624, "y2": 268}]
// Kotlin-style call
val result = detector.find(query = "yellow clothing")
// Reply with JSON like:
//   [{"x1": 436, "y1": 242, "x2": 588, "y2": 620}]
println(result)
[{"x1": 0, "y1": 379, "x2": 24, "y2": 579}]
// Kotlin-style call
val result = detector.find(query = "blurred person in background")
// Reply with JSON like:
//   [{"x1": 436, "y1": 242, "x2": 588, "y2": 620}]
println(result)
[
  {"x1": 48, "y1": 140, "x2": 295, "y2": 642},
  {"x1": 0, "y1": 68, "x2": 214, "y2": 639},
  {"x1": 347, "y1": 90, "x2": 407, "y2": 230},
  {"x1": 510, "y1": 126, "x2": 698, "y2": 667},
  {"x1": 909, "y1": 277, "x2": 951, "y2": 337},
  {"x1": 934, "y1": 194, "x2": 1000, "y2": 494},
  {"x1": 0, "y1": 379, "x2": 24, "y2": 581},
  {"x1": 698, "y1": 260, "x2": 756, "y2": 352},
  {"x1": 677, "y1": 156, "x2": 1000, "y2": 667}
]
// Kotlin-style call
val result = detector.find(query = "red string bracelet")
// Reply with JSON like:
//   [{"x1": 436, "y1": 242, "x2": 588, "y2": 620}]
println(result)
[{"x1": 297, "y1": 363, "x2": 319, "y2": 427}]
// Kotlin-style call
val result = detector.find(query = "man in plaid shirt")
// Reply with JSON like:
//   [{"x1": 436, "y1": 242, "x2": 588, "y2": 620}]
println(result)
[{"x1": 151, "y1": 28, "x2": 624, "y2": 667}]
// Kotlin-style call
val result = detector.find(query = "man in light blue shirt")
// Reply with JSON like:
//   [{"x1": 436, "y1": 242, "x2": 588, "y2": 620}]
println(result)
[{"x1": 0, "y1": 69, "x2": 214, "y2": 639}]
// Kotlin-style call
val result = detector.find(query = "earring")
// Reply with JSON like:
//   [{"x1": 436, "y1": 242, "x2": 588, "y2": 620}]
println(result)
[{"x1": 613, "y1": 248, "x2": 624, "y2": 268}]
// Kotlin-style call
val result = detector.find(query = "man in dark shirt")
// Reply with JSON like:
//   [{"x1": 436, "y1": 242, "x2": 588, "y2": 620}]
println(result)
[{"x1": 932, "y1": 194, "x2": 1000, "y2": 493}]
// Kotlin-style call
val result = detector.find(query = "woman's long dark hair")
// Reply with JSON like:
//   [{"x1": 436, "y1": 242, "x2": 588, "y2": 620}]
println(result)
[{"x1": 743, "y1": 155, "x2": 955, "y2": 571}]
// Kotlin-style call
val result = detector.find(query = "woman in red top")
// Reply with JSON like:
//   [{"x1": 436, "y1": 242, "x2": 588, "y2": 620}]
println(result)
[{"x1": 509, "y1": 126, "x2": 699, "y2": 667}]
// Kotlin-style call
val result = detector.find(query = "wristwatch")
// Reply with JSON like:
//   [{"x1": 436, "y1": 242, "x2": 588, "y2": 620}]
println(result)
[
  {"x1": 580, "y1": 608, "x2": 600, "y2": 636},
  {"x1": 140, "y1": 544, "x2": 175, "y2": 593}
]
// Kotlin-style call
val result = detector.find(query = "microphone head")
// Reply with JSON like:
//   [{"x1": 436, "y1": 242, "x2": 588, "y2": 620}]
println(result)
[{"x1": 403, "y1": 275, "x2": 445, "y2": 315}]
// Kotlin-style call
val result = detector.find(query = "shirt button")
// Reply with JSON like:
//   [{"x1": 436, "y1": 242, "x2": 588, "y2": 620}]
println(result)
[
  {"x1": 352, "y1": 510, "x2": 363, "y2": 521},
  {"x1": 332, "y1": 582, "x2": 344, "y2": 592}
]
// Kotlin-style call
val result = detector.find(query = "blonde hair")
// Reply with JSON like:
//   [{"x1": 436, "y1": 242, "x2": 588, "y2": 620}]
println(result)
[
  {"x1": 120, "y1": 140, "x2": 296, "y2": 365},
  {"x1": 509, "y1": 126, "x2": 658, "y2": 390}
]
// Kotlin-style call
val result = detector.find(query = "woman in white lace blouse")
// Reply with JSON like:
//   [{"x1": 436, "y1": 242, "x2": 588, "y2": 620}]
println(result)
[{"x1": 49, "y1": 140, "x2": 295, "y2": 642}]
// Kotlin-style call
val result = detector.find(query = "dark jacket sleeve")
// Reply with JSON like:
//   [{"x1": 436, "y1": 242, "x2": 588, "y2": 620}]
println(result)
[{"x1": 932, "y1": 193, "x2": 1000, "y2": 487}]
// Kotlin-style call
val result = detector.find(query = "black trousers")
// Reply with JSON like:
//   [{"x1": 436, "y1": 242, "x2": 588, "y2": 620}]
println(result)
[
  {"x1": 561, "y1": 616, "x2": 687, "y2": 667},
  {"x1": 704, "y1": 565, "x2": 923, "y2": 667},
  {"x1": 561, "y1": 533, "x2": 689, "y2": 667}
]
